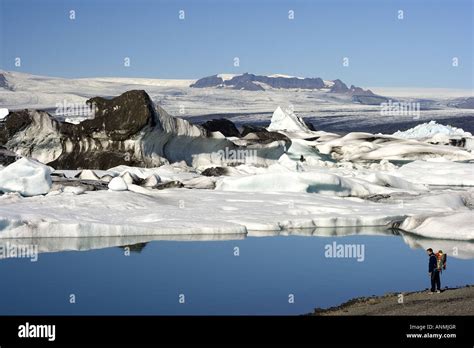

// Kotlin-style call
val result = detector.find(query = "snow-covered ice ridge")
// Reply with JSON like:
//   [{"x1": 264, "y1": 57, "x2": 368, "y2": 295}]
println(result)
[{"x1": 0, "y1": 101, "x2": 473, "y2": 242}]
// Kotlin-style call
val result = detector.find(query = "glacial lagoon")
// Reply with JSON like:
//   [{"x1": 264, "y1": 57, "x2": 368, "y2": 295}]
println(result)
[{"x1": 1, "y1": 228, "x2": 473, "y2": 315}]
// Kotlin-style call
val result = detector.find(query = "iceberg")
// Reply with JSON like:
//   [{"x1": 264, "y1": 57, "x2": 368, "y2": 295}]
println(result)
[
  {"x1": 267, "y1": 106, "x2": 311, "y2": 133},
  {"x1": 0, "y1": 108, "x2": 8, "y2": 120},
  {"x1": 400, "y1": 212, "x2": 474, "y2": 241},
  {"x1": 108, "y1": 177, "x2": 128, "y2": 191},
  {"x1": 215, "y1": 171, "x2": 420, "y2": 197},
  {"x1": 393, "y1": 121, "x2": 472, "y2": 139},
  {"x1": 0, "y1": 158, "x2": 52, "y2": 197}
]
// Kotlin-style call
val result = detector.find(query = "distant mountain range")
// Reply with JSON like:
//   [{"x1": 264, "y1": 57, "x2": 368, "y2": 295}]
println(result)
[
  {"x1": 190, "y1": 73, "x2": 375, "y2": 95},
  {"x1": 1, "y1": 70, "x2": 472, "y2": 109}
]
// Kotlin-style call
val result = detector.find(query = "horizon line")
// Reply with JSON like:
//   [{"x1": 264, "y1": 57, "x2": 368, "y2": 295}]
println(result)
[{"x1": 1, "y1": 68, "x2": 473, "y2": 92}]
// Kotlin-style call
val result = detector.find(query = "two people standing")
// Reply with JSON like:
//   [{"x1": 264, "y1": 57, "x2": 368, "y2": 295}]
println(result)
[{"x1": 427, "y1": 248, "x2": 447, "y2": 294}]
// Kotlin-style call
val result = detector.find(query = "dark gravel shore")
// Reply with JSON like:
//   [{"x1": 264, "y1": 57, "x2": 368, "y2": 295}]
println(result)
[{"x1": 311, "y1": 285, "x2": 474, "y2": 316}]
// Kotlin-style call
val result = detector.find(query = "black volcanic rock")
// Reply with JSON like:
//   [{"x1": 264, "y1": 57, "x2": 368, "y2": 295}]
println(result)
[
  {"x1": 1, "y1": 90, "x2": 290, "y2": 170},
  {"x1": 0, "y1": 90, "x2": 227, "y2": 169},
  {"x1": 156, "y1": 180, "x2": 184, "y2": 189},
  {"x1": 61, "y1": 90, "x2": 156, "y2": 141},
  {"x1": 47, "y1": 90, "x2": 158, "y2": 168},
  {"x1": 52, "y1": 150, "x2": 139, "y2": 170},
  {"x1": 201, "y1": 167, "x2": 228, "y2": 176},
  {"x1": 1, "y1": 88, "x2": 295, "y2": 170},
  {"x1": 201, "y1": 118, "x2": 241, "y2": 137},
  {"x1": 256, "y1": 131, "x2": 291, "y2": 145},
  {"x1": 0, "y1": 147, "x2": 19, "y2": 166},
  {"x1": 241, "y1": 125, "x2": 267, "y2": 137},
  {"x1": 449, "y1": 138, "x2": 467, "y2": 147},
  {"x1": 0, "y1": 109, "x2": 33, "y2": 144},
  {"x1": 190, "y1": 75, "x2": 224, "y2": 88},
  {"x1": 241, "y1": 125, "x2": 291, "y2": 147}
]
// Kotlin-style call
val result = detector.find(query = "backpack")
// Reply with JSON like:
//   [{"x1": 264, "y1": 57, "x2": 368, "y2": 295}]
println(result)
[{"x1": 436, "y1": 250, "x2": 447, "y2": 271}]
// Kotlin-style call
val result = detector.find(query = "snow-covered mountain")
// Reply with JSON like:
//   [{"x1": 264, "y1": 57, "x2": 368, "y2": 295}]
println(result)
[{"x1": 189, "y1": 72, "x2": 378, "y2": 97}]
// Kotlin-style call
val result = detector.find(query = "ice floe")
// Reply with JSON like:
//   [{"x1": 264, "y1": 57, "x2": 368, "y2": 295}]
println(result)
[
  {"x1": 400, "y1": 212, "x2": 473, "y2": 241},
  {"x1": 393, "y1": 120, "x2": 472, "y2": 139},
  {"x1": 0, "y1": 158, "x2": 52, "y2": 197},
  {"x1": 0, "y1": 186, "x2": 471, "y2": 240},
  {"x1": 267, "y1": 106, "x2": 311, "y2": 133},
  {"x1": 0, "y1": 103, "x2": 473, "y2": 242}
]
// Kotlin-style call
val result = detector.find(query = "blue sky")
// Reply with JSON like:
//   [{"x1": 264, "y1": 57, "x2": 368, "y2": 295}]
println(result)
[{"x1": 0, "y1": 0, "x2": 472, "y2": 88}]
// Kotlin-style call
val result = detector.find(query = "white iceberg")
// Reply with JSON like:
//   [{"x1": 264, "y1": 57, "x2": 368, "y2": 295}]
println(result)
[
  {"x1": 400, "y1": 212, "x2": 474, "y2": 241},
  {"x1": 0, "y1": 108, "x2": 9, "y2": 120},
  {"x1": 0, "y1": 187, "x2": 471, "y2": 239},
  {"x1": 393, "y1": 121, "x2": 472, "y2": 139},
  {"x1": 392, "y1": 160, "x2": 474, "y2": 186},
  {"x1": 108, "y1": 177, "x2": 128, "y2": 191},
  {"x1": 0, "y1": 158, "x2": 52, "y2": 197},
  {"x1": 216, "y1": 171, "x2": 420, "y2": 197},
  {"x1": 267, "y1": 106, "x2": 311, "y2": 133},
  {"x1": 316, "y1": 132, "x2": 474, "y2": 161}
]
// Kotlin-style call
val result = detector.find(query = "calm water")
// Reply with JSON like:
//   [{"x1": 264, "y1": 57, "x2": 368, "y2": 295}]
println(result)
[{"x1": 0, "y1": 230, "x2": 473, "y2": 315}]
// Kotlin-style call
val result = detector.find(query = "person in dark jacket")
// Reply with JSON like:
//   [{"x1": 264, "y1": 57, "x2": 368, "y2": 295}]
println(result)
[{"x1": 427, "y1": 248, "x2": 441, "y2": 293}]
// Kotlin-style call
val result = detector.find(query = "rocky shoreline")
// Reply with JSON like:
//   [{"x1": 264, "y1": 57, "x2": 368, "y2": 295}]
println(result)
[{"x1": 311, "y1": 285, "x2": 474, "y2": 315}]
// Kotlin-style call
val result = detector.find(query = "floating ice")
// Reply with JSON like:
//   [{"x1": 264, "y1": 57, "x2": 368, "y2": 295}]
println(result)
[
  {"x1": 108, "y1": 177, "x2": 128, "y2": 191},
  {"x1": 0, "y1": 158, "x2": 52, "y2": 197},
  {"x1": 393, "y1": 121, "x2": 472, "y2": 139},
  {"x1": 216, "y1": 171, "x2": 419, "y2": 197},
  {"x1": 0, "y1": 108, "x2": 9, "y2": 120},
  {"x1": 267, "y1": 106, "x2": 311, "y2": 133},
  {"x1": 400, "y1": 212, "x2": 474, "y2": 241},
  {"x1": 392, "y1": 161, "x2": 474, "y2": 186}
]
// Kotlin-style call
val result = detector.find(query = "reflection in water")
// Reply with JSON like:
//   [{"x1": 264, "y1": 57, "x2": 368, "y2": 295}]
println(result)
[
  {"x1": 0, "y1": 227, "x2": 473, "y2": 260},
  {"x1": 118, "y1": 242, "x2": 148, "y2": 254},
  {"x1": 0, "y1": 228, "x2": 473, "y2": 315},
  {"x1": 399, "y1": 232, "x2": 474, "y2": 260},
  {"x1": 0, "y1": 234, "x2": 245, "y2": 260},
  {"x1": 248, "y1": 226, "x2": 401, "y2": 238}
]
